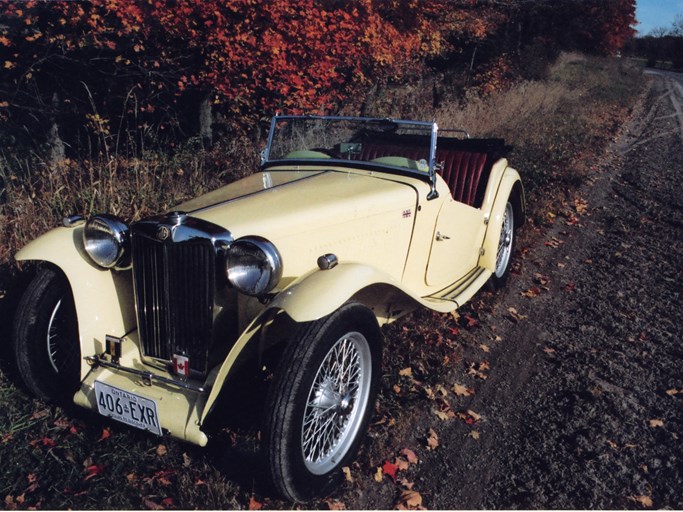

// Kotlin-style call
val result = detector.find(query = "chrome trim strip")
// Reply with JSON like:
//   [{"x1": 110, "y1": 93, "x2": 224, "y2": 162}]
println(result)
[
  {"x1": 430, "y1": 267, "x2": 485, "y2": 301},
  {"x1": 85, "y1": 355, "x2": 207, "y2": 393}
]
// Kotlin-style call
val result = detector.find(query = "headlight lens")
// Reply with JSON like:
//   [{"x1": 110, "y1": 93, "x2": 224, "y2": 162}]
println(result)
[
  {"x1": 227, "y1": 236, "x2": 282, "y2": 296},
  {"x1": 83, "y1": 214, "x2": 130, "y2": 269}
]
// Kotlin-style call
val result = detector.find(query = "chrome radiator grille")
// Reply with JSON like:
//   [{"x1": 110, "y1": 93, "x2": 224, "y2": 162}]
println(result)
[{"x1": 131, "y1": 232, "x2": 215, "y2": 375}]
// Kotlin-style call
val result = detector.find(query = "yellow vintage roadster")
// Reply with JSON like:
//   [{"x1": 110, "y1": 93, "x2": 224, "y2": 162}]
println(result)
[{"x1": 12, "y1": 115, "x2": 524, "y2": 501}]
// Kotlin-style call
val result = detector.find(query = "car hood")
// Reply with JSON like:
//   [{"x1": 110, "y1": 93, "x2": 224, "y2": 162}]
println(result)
[{"x1": 176, "y1": 169, "x2": 419, "y2": 282}]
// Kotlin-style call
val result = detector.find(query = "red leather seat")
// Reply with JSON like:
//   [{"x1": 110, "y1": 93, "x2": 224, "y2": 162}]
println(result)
[{"x1": 359, "y1": 141, "x2": 496, "y2": 208}]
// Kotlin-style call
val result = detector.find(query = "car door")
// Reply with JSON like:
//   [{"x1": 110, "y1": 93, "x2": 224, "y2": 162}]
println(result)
[{"x1": 425, "y1": 198, "x2": 487, "y2": 288}]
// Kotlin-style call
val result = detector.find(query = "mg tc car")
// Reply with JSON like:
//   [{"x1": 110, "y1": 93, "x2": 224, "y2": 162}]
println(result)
[{"x1": 11, "y1": 115, "x2": 524, "y2": 501}]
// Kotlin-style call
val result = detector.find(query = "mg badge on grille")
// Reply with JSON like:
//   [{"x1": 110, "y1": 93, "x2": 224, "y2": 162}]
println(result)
[
  {"x1": 157, "y1": 225, "x2": 171, "y2": 241},
  {"x1": 173, "y1": 354, "x2": 190, "y2": 378}
]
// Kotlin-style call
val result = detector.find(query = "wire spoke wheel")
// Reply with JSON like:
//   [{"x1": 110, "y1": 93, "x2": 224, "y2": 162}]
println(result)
[
  {"x1": 301, "y1": 332, "x2": 371, "y2": 475},
  {"x1": 263, "y1": 302, "x2": 381, "y2": 502},
  {"x1": 13, "y1": 267, "x2": 80, "y2": 402},
  {"x1": 495, "y1": 202, "x2": 514, "y2": 278}
]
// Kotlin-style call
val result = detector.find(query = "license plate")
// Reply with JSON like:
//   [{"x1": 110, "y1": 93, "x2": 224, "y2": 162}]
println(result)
[{"x1": 94, "y1": 381, "x2": 162, "y2": 436}]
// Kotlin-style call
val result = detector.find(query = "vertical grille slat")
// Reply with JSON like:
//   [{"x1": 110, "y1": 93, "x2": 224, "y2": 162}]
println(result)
[{"x1": 132, "y1": 232, "x2": 215, "y2": 375}]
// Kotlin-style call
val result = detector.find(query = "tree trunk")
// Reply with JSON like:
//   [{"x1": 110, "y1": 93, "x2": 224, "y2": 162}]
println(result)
[
  {"x1": 199, "y1": 93, "x2": 213, "y2": 148},
  {"x1": 47, "y1": 92, "x2": 65, "y2": 166}
]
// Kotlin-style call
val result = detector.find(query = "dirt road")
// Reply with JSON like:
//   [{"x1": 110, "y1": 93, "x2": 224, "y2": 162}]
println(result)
[{"x1": 342, "y1": 71, "x2": 682, "y2": 509}]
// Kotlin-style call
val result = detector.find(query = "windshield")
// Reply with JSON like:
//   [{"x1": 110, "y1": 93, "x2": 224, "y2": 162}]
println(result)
[{"x1": 263, "y1": 116, "x2": 438, "y2": 177}]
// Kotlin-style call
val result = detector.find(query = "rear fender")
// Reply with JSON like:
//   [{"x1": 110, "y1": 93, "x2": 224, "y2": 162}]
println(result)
[
  {"x1": 15, "y1": 227, "x2": 136, "y2": 379},
  {"x1": 480, "y1": 167, "x2": 525, "y2": 271}
]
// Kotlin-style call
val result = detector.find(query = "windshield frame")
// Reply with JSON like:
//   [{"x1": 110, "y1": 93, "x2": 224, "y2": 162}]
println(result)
[{"x1": 261, "y1": 115, "x2": 443, "y2": 199}]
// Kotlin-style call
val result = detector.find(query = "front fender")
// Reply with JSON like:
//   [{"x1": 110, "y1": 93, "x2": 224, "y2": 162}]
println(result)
[
  {"x1": 201, "y1": 262, "x2": 415, "y2": 422},
  {"x1": 269, "y1": 263, "x2": 409, "y2": 323},
  {"x1": 15, "y1": 227, "x2": 136, "y2": 379}
]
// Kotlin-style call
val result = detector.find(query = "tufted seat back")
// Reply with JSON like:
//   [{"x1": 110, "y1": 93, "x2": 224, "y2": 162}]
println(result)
[{"x1": 358, "y1": 135, "x2": 505, "y2": 208}]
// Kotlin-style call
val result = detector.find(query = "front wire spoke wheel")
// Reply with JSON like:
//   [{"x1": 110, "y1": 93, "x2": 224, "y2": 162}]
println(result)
[
  {"x1": 263, "y1": 302, "x2": 382, "y2": 502},
  {"x1": 302, "y1": 333, "x2": 370, "y2": 475}
]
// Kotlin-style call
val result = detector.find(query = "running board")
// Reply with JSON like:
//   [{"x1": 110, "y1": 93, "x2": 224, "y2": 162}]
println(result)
[{"x1": 420, "y1": 267, "x2": 492, "y2": 313}]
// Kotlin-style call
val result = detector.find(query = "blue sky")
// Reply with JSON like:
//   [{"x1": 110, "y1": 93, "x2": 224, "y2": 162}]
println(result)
[{"x1": 636, "y1": 0, "x2": 683, "y2": 34}]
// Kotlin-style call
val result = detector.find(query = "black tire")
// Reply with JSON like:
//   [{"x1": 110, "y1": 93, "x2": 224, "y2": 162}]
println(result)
[
  {"x1": 489, "y1": 200, "x2": 515, "y2": 290},
  {"x1": 12, "y1": 267, "x2": 80, "y2": 403},
  {"x1": 263, "y1": 302, "x2": 382, "y2": 502}
]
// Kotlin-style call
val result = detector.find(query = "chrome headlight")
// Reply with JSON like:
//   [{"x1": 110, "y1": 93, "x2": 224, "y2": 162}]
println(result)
[
  {"x1": 227, "y1": 236, "x2": 282, "y2": 296},
  {"x1": 83, "y1": 214, "x2": 130, "y2": 269}
]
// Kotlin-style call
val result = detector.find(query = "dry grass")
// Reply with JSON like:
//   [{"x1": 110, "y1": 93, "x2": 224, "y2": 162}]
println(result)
[{"x1": 0, "y1": 132, "x2": 257, "y2": 264}]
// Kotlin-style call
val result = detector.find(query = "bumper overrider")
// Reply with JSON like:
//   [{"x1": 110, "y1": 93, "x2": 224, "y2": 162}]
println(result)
[{"x1": 73, "y1": 211, "x2": 285, "y2": 446}]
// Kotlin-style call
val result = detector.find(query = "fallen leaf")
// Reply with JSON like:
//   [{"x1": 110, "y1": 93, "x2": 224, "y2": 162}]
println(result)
[
  {"x1": 399, "y1": 367, "x2": 413, "y2": 377},
  {"x1": 374, "y1": 466, "x2": 383, "y2": 482},
  {"x1": 84, "y1": 464, "x2": 105, "y2": 481},
  {"x1": 467, "y1": 410, "x2": 482, "y2": 422},
  {"x1": 469, "y1": 430, "x2": 480, "y2": 440},
  {"x1": 325, "y1": 499, "x2": 346, "y2": 510},
  {"x1": 564, "y1": 282, "x2": 576, "y2": 292},
  {"x1": 161, "y1": 497, "x2": 174, "y2": 508},
  {"x1": 479, "y1": 344, "x2": 490, "y2": 353},
  {"x1": 433, "y1": 409, "x2": 452, "y2": 421},
  {"x1": 401, "y1": 448, "x2": 419, "y2": 464},
  {"x1": 99, "y1": 428, "x2": 111, "y2": 442},
  {"x1": 534, "y1": 273, "x2": 550, "y2": 286},
  {"x1": 53, "y1": 418, "x2": 72, "y2": 430},
  {"x1": 40, "y1": 436, "x2": 57, "y2": 448},
  {"x1": 398, "y1": 477, "x2": 415, "y2": 490},
  {"x1": 182, "y1": 452, "x2": 192, "y2": 467},
  {"x1": 543, "y1": 347, "x2": 556, "y2": 355},
  {"x1": 544, "y1": 237, "x2": 564, "y2": 248},
  {"x1": 629, "y1": 495, "x2": 653, "y2": 508},
  {"x1": 648, "y1": 419, "x2": 664, "y2": 428},
  {"x1": 342, "y1": 466, "x2": 353, "y2": 483},
  {"x1": 382, "y1": 460, "x2": 398, "y2": 480},
  {"x1": 156, "y1": 444, "x2": 168, "y2": 457},
  {"x1": 31, "y1": 409, "x2": 49, "y2": 420},
  {"x1": 393, "y1": 384, "x2": 402, "y2": 394},
  {"x1": 521, "y1": 286, "x2": 541, "y2": 298},
  {"x1": 452, "y1": 383, "x2": 472, "y2": 397},
  {"x1": 665, "y1": 389, "x2": 680, "y2": 396},
  {"x1": 395, "y1": 457, "x2": 410, "y2": 471},
  {"x1": 248, "y1": 496, "x2": 263, "y2": 510},
  {"x1": 426, "y1": 428, "x2": 439, "y2": 450},
  {"x1": 574, "y1": 197, "x2": 589, "y2": 214},
  {"x1": 464, "y1": 314, "x2": 479, "y2": 328},
  {"x1": 396, "y1": 489, "x2": 423, "y2": 509},
  {"x1": 143, "y1": 498, "x2": 164, "y2": 510},
  {"x1": 435, "y1": 384, "x2": 449, "y2": 397},
  {"x1": 4, "y1": 496, "x2": 16, "y2": 511},
  {"x1": 507, "y1": 307, "x2": 528, "y2": 322},
  {"x1": 467, "y1": 362, "x2": 489, "y2": 380}
]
